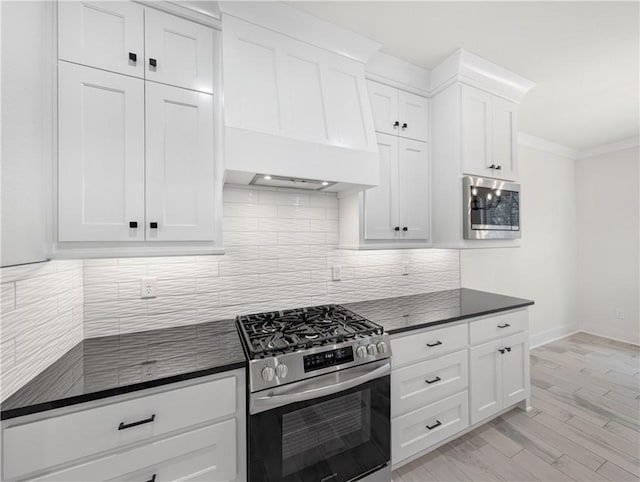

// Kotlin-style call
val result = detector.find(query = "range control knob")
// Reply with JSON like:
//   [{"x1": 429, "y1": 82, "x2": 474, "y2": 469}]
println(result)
[
  {"x1": 356, "y1": 345, "x2": 368, "y2": 358},
  {"x1": 261, "y1": 366, "x2": 275, "y2": 382},
  {"x1": 367, "y1": 344, "x2": 377, "y2": 356},
  {"x1": 376, "y1": 341, "x2": 388, "y2": 354},
  {"x1": 275, "y1": 364, "x2": 288, "y2": 379}
]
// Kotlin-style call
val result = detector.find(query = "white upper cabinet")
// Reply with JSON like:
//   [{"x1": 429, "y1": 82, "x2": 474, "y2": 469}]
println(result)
[
  {"x1": 58, "y1": 1, "x2": 144, "y2": 78},
  {"x1": 144, "y1": 8, "x2": 214, "y2": 93},
  {"x1": 364, "y1": 134, "x2": 429, "y2": 241},
  {"x1": 461, "y1": 85, "x2": 517, "y2": 181},
  {"x1": 367, "y1": 80, "x2": 428, "y2": 142},
  {"x1": 58, "y1": 62, "x2": 145, "y2": 242},
  {"x1": 58, "y1": 3, "x2": 213, "y2": 93},
  {"x1": 145, "y1": 83, "x2": 214, "y2": 241}
]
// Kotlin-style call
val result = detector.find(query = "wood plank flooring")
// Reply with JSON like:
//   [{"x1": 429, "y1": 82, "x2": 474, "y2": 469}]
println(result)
[{"x1": 392, "y1": 333, "x2": 640, "y2": 482}]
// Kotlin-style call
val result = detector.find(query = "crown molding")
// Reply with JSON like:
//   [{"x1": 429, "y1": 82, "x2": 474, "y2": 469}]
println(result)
[
  {"x1": 577, "y1": 136, "x2": 640, "y2": 160},
  {"x1": 517, "y1": 132, "x2": 578, "y2": 159},
  {"x1": 366, "y1": 52, "x2": 430, "y2": 96}
]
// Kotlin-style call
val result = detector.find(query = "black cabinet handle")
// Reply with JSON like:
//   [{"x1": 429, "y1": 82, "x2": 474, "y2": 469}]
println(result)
[
  {"x1": 129, "y1": 221, "x2": 138, "y2": 228},
  {"x1": 426, "y1": 341, "x2": 442, "y2": 347},
  {"x1": 118, "y1": 414, "x2": 155, "y2": 431},
  {"x1": 505, "y1": 346, "x2": 512, "y2": 352},
  {"x1": 129, "y1": 52, "x2": 137, "y2": 62},
  {"x1": 497, "y1": 323, "x2": 510, "y2": 328},
  {"x1": 149, "y1": 58, "x2": 157, "y2": 68},
  {"x1": 496, "y1": 165, "x2": 502, "y2": 170},
  {"x1": 499, "y1": 348, "x2": 506, "y2": 354},
  {"x1": 402, "y1": 122, "x2": 408, "y2": 129},
  {"x1": 393, "y1": 121, "x2": 400, "y2": 128},
  {"x1": 145, "y1": 475, "x2": 156, "y2": 482},
  {"x1": 402, "y1": 227, "x2": 408, "y2": 232},
  {"x1": 426, "y1": 420, "x2": 442, "y2": 430},
  {"x1": 425, "y1": 376, "x2": 441, "y2": 384},
  {"x1": 150, "y1": 222, "x2": 158, "y2": 229},
  {"x1": 488, "y1": 164, "x2": 496, "y2": 169},
  {"x1": 394, "y1": 226, "x2": 400, "y2": 231}
]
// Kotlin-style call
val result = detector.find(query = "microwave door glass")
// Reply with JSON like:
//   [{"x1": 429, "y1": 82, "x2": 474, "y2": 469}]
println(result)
[{"x1": 470, "y1": 187, "x2": 520, "y2": 231}]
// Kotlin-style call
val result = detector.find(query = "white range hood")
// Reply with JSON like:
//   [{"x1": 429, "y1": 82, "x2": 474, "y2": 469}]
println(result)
[{"x1": 220, "y1": 2, "x2": 382, "y2": 194}]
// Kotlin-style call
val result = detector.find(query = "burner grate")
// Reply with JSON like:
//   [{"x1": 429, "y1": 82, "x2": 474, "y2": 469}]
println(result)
[{"x1": 236, "y1": 305, "x2": 383, "y2": 358}]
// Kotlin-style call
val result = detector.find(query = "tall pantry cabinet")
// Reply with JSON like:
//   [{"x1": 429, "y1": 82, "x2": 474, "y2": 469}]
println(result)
[{"x1": 56, "y1": 2, "x2": 218, "y2": 254}]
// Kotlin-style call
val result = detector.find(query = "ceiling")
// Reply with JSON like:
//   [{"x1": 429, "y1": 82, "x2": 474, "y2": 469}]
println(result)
[{"x1": 290, "y1": 1, "x2": 639, "y2": 151}]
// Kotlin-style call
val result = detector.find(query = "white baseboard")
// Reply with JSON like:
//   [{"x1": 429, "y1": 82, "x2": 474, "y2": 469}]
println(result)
[
  {"x1": 576, "y1": 329, "x2": 640, "y2": 347},
  {"x1": 529, "y1": 325, "x2": 579, "y2": 349}
]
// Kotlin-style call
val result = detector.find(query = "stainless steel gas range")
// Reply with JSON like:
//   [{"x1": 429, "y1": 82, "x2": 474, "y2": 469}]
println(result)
[{"x1": 236, "y1": 305, "x2": 392, "y2": 482}]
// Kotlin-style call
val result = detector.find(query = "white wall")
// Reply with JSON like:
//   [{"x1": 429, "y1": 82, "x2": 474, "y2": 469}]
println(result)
[
  {"x1": 576, "y1": 146, "x2": 639, "y2": 345},
  {"x1": 460, "y1": 145, "x2": 579, "y2": 346}
]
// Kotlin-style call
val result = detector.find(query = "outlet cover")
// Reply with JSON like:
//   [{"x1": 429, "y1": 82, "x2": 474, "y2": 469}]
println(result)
[
  {"x1": 141, "y1": 277, "x2": 157, "y2": 299},
  {"x1": 402, "y1": 262, "x2": 410, "y2": 276},
  {"x1": 141, "y1": 361, "x2": 157, "y2": 381},
  {"x1": 615, "y1": 308, "x2": 625, "y2": 320},
  {"x1": 332, "y1": 265, "x2": 342, "y2": 281}
]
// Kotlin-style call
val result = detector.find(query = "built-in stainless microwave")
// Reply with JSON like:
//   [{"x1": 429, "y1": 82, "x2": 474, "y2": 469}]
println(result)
[{"x1": 463, "y1": 176, "x2": 521, "y2": 240}]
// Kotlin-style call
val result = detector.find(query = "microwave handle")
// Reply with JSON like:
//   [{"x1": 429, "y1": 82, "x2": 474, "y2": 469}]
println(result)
[{"x1": 250, "y1": 361, "x2": 391, "y2": 414}]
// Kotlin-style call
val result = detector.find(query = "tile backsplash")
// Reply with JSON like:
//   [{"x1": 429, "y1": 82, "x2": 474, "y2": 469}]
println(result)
[
  {"x1": 84, "y1": 186, "x2": 460, "y2": 338},
  {"x1": 1, "y1": 185, "x2": 460, "y2": 400},
  {"x1": 1, "y1": 260, "x2": 84, "y2": 400}
]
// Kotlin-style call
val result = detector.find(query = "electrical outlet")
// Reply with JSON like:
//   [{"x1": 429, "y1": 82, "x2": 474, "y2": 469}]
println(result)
[
  {"x1": 332, "y1": 265, "x2": 342, "y2": 281},
  {"x1": 615, "y1": 308, "x2": 625, "y2": 320},
  {"x1": 141, "y1": 361, "x2": 156, "y2": 381},
  {"x1": 140, "y1": 277, "x2": 157, "y2": 299},
  {"x1": 402, "y1": 262, "x2": 410, "y2": 276}
]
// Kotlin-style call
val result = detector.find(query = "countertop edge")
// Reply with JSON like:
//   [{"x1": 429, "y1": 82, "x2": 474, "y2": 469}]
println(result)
[
  {"x1": 1, "y1": 360, "x2": 247, "y2": 421},
  {"x1": 386, "y1": 300, "x2": 535, "y2": 336}
]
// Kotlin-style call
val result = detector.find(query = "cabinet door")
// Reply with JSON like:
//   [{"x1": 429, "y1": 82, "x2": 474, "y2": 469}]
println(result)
[
  {"x1": 397, "y1": 139, "x2": 429, "y2": 240},
  {"x1": 145, "y1": 82, "x2": 215, "y2": 242},
  {"x1": 461, "y1": 85, "x2": 493, "y2": 177},
  {"x1": 364, "y1": 134, "x2": 399, "y2": 240},
  {"x1": 367, "y1": 80, "x2": 399, "y2": 136},
  {"x1": 469, "y1": 339, "x2": 503, "y2": 425},
  {"x1": 58, "y1": 1, "x2": 144, "y2": 78},
  {"x1": 398, "y1": 91, "x2": 428, "y2": 142},
  {"x1": 144, "y1": 7, "x2": 214, "y2": 93},
  {"x1": 58, "y1": 62, "x2": 144, "y2": 242},
  {"x1": 501, "y1": 332, "x2": 529, "y2": 407},
  {"x1": 492, "y1": 97, "x2": 518, "y2": 181}
]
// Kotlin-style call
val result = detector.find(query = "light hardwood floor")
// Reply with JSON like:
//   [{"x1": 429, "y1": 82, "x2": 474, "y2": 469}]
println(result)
[{"x1": 392, "y1": 332, "x2": 640, "y2": 482}]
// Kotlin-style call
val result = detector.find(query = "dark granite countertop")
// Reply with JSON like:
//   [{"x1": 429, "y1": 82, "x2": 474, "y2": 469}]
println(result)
[
  {"x1": 2, "y1": 288, "x2": 533, "y2": 421},
  {"x1": 1, "y1": 318, "x2": 246, "y2": 420},
  {"x1": 345, "y1": 288, "x2": 534, "y2": 335}
]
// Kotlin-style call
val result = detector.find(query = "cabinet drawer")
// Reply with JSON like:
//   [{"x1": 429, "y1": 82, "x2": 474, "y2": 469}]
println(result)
[
  {"x1": 391, "y1": 323, "x2": 467, "y2": 367},
  {"x1": 30, "y1": 419, "x2": 236, "y2": 482},
  {"x1": 469, "y1": 310, "x2": 528, "y2": 345},
  {"x1": 392, "y1": 391, "x2": 469, "y2": 465},
  {"x1": 4, "y1": 377, "x2": 236, "y2": 480},
  {"x1": 392, "y1": 349, "x2": 468, "y2": 417}
]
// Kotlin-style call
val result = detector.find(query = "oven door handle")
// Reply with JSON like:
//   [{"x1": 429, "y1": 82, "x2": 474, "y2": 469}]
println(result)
[{"x1": 250, "y1": 361, "x2": 391, "y2": 414}]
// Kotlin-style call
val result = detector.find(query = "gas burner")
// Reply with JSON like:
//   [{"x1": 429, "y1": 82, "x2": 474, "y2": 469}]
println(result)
[{"x1": 236, "y1": 304, "x2": 384, "y2": 359}]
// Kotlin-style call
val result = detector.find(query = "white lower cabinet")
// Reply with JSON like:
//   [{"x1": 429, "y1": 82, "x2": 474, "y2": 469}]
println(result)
[
  {"x1": 1, "y1": 370, "x2": 246, "y2": 482},
  {"x1": 391, "y1": 309, "x2": 530, "y2": 469}
]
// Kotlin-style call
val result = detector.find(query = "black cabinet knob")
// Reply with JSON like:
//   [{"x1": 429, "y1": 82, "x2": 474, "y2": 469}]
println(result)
[
  {"x1": 402, "y1": 227, "x2": 408, "y2": 232},
  {"x1": 128, "y1": 52, "x2": 137, "y2": 63},
  {"x1": 393, "y1": 121, "x2": 400, "y2": 128},
  {"x1": 495, "y1": 165, "x2": 502, "y2": 170},
  {"x1": 505, "y1": 346, "x2": 512, "y2": 352},
  {"x1": 150, "y1": 222, "x2": 158, "y2": 229},
  {"x1": 394, "y1": 226, "x2": 400, "y2": 231},
  {"x1": 129, "y1": 221, "x2": 138, "y2": 228},
  {"x1": 499, "y1": 348, "x2": 506, "y2": 354},
  {"x1": 488, "y1": 164, "x2": 496, "y2": 169},
  {"x1": 149, "y1": 58, "x2": 157, "y2": 68},
  {"x1": 402, "y1": 123, "x2": 408, "y2": 129}
]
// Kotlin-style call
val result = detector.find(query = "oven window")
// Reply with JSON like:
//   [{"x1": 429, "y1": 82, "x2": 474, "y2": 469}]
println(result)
[
  {"x1": 282, "y1": 391, "x2": 370, "y2": 477},
  {"x1": 470, "y1": 186, "x2": 520, "y2": 230}
]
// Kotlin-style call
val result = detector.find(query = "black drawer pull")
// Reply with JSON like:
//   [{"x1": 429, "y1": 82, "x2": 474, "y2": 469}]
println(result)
[
  {"x1": 149, "y1": 58, "x2": 157, "y2": 68},
  {"x1": 129, "y1": 52, "x2": 137, "y2": 62},
  {"x1": 393, "y1": 121, "x2": 400, "y2": 128},
  {"x1": 505, "y1": 346, "x2": 511, "y2": 352},
  {"x1": 425, "y1": 376, "x2": 441, "y2": 384},
  {"x1": 497, "y1": 323, "x2": 511, "y2": 328},
  {"x1": 129, "y1": 221, "x2": 138, "y2": 228},
  {"x1": 426, "y1": 420, "x2": 442, "y2": 430},
  {"x1": 426, "y1": 341, "x2": 442, "y2": 347},
  {"x1": 402, "y1": 227, "x2": 408, "y2": 231},
  {"x1": 150, "y1": 222, "x2": 158, "y2": 229},
  {"x1": 118, "y1": 414, "x2": 155, "y2": 431},
  {"x1": 145, "y1": 475, "x2": 156, "y2": 482},
  {"x1": 499, "y1": 348, "x2": 506, "y2": 354},
  {"x1": 402, "y1": 122, "x2": 408, "y2": 129}
]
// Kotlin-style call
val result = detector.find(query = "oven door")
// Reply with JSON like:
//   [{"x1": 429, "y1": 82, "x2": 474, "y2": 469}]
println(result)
[{"x1": 249, "y1": 360, "x2": 391, "y2": 482}]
